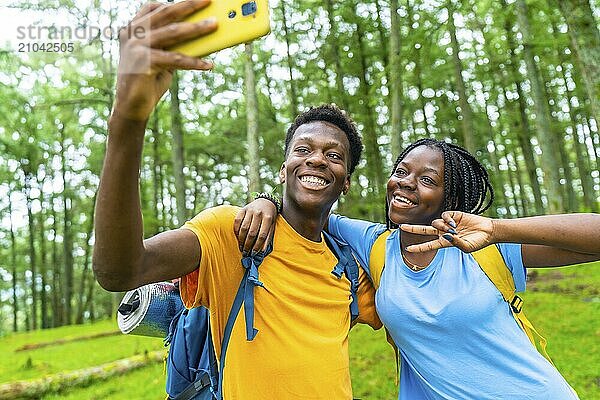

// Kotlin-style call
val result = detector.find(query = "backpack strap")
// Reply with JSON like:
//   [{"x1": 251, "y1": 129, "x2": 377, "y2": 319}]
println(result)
[
  {"x1": 368, "y1": 229, "x2": 399, "y2": 385},
  {"x1": 369, "y1": 230, "x2": 392, "y2": 289},
  {"x1": 240, "y1": 243, "x2": 273, "y2": 341},
  {"x1": 323, "y1": 231, "x2": 359, "y2": 321},
  {"x1": 471, "y1": 245, "x2": 553, "y2": 364},
  {"x1": 214, "y1": 243, "x2": 273, "y2": 399}
]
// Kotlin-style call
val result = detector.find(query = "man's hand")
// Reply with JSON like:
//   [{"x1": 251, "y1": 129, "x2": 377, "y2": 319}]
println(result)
[
  {"x1": 113, "y1": 0, "x2": 218, "y2": 121},
  {"x1": 234, "y1": 199, "x2": 278, "y2": 256},
  {"x1": 400, "y1": 211, "x2": 495, "y2": 253}
]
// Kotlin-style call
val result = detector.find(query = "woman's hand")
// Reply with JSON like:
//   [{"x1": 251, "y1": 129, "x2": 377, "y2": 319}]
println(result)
[
  {"x1": 234, "y1": 198, "x2": 278, "y2": 256},
  {"x1": 400, "y1": 211, "x2": 495, "y2": 253}
]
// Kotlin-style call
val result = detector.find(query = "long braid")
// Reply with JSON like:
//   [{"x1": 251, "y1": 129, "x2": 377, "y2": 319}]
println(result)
[{"x1": 385, "y1": 139, "x2": 494, "y2": 228}]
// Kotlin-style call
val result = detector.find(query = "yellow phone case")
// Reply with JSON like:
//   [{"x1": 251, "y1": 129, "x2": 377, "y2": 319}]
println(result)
[{"x1": 169, "y1": 0, "x2": 271, "y2": 58}]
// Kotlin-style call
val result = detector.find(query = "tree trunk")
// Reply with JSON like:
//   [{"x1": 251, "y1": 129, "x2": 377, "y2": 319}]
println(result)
[
  {"x1": 375, "y1": 0, "x2": 392, "y2": 134},
  {"x1": 473, "y1": 17, "x2": 511, "y2": 216},
  {"x1": 37, "y1": 185, "x2": 49, "y2": 329},
  {"x1": 169, "y1": 71, "x2": 187, "y2": 225},
  {"x1": 279, "y1": 0, "x2": 299, "y2": 118},
  {"x1": 482, "y1": 107, "x2": 507, "y2": 218},
  {"x1": 540, "y1": 67, "x2": 576, "y2": 212},
  {"x1": 245, "y1": 42, "x2": 261, "y2": 194},
  {"x1": 169, "y1": 72, "x2": 188, "y2": 226},
  {"x1": 389, "y1": 0, "x2": 404, "y2": 156},
  {"x1": 50, "y1": 195, "x2": 62, "y2": 328},
  {"x1": 407, "y1": 1, "x2": 431, "y2": 140},
  {"x1": 314, "y1": 20, "x2": 336, "y2": 106},
  {"x1": 354, "y1": 2, "x2": 385, "y2": 219},
  {"x1": 580, "y1": 114, "x2": 599, "y2": 173},
  {"x1": 500, "y1": 18, "x2": 544, "y2": 214},
  {"x1": 514, "y1": 0, "x2": 563, "y2": 213},
  {"x1": 15, "y1": 330, "x2": 120, "y2": 352},
  {"x1": 24, "y1": 172, "x2": 38, "y2": 330},
  {"x1": 512, "y1": 148, "x2": 529, "y2": 216},
  {"x1": 375, "y1": 0, "x2": 390, "y2": 68},
  {"x1": 556, "y1": 0, "x2": 600, "y2": 125},
  {"x1": 82, "y1": 270, "x2": 97, "y2": 323},
  {"x1": 502, "y1": 148, "x2": 521, "y2": 217},
  {"x1": 324, "y1": 0, "x2": 349, "y2": 111},
  {"x1": 447, "y1": 1, "x2": 477, "y2": 154},
  {"x1": 8, "y1": 198, "x2": 18, "y2": 332},
  {"x1": 76, "y1": 193, "x2": 96, "y2": 324},
  {"x1": 557, "y1": 54, "x2": 598, "y2": 212},
  {"x1": 150, "y1": 110, "x2": 162, "y2": 234},
  {"x1": 567, "y1": 100, "x2": 597, "y2": 213},
  {"x1": 59, "y1": 126, "x2": 73, "y2": 325},
  {"x1": 549, "y1": 16, "x2": 595, "y2": 212}
]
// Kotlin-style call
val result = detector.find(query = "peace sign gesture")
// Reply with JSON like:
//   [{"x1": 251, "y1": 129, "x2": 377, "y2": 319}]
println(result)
[{"x1": 401, "y1": 211, "x2": 495, "y2": 253}]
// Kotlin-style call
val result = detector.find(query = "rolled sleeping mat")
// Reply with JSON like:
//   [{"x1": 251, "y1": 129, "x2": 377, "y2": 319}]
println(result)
[{"x1": 117, "y1": 282, "x2": 184, "y2": 338}]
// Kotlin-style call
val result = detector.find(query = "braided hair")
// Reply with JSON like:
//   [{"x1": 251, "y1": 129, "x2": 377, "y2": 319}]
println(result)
[{"x1": 386, "y1": 139, "x2": 494, "y2": 229}]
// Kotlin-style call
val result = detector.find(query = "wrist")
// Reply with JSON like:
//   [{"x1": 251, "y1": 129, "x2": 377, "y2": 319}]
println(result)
[
  {"x1": 252, "y1": 192, "x2": 282, "y2": 213},
  {"x1": 108, "y1": 110, "x2": 148, "y2": 136},
  {"x1": 109, "y1": 106, "x2": 150, "y2": 125},
  {"x1": 490, "y1": 218, "x2": 510, "y2": 243}
]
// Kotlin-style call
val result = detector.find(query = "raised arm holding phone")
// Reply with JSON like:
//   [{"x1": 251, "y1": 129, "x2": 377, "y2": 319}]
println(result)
[{"x1": 93, "y1": 0, "x2": 217, "y2": 290}]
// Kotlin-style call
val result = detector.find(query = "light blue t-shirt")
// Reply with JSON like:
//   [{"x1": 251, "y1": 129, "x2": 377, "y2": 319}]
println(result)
[{"x1": 328, "y1": 214, "x2": 578, "y2": 400}]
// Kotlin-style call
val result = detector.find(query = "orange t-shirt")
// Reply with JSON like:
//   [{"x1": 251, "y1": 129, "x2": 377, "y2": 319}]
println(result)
[{"x1": 180, "y1": 205, "x2": 380, "y2": 399}]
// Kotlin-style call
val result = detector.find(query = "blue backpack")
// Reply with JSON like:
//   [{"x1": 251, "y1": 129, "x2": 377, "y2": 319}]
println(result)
[{"x1": 164, "y1": 232, "x2": 360, "y2": 400}]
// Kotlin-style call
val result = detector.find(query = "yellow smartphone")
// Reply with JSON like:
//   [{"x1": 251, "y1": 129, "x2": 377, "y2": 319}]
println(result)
[{"x1": 169, "y1": 0, "x2": 271, "y2": 57}]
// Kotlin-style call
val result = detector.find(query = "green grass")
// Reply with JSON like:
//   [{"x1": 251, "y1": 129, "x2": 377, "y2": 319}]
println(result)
[
  {"x1": 0, "y1": 320, "x2": 165, "y2": 383},
  {"x1": 1, "y1": 262, "x2": 598, "y2": 399},
  {"x1": 520, "y1": 262, "x2": 600, "y2": 399},
  {"x1": 42, "y1": 363, "x2": 166, "y2": 400}
]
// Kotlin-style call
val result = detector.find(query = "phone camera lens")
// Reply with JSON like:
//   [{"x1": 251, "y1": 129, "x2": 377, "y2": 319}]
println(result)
[
  {"x1": 241, "y1": 1, "x2": 257, "y2": 16},
  {"x1": 228, "y1": 10, "x2": 236, "y2": 18}
]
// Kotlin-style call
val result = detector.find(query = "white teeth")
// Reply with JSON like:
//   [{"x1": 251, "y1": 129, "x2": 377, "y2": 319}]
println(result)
[
  {"x1": 394, "y1": 196, "x2": 415, "y2": 205},
  {"x1": 300, "y1": 176, "x2": 328, "y2": 186}
]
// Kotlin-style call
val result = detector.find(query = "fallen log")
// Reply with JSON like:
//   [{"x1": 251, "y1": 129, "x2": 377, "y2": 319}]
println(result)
[
  {"x1": 15, "y1": 330, "x2": 122, "y2": 352},
  {"x1": 0, "y1": 350, "x2": 165, "y2": 399}
]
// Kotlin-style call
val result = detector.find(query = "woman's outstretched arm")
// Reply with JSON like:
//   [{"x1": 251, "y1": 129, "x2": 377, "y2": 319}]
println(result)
[{"x1": 401, "y1": 212, "x2": 600, "y2": 268}]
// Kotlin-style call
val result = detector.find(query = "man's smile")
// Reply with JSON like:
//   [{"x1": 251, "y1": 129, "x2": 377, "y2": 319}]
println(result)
[{"x1": 298, "y1": 174, "x2": 331, "y2": 189}]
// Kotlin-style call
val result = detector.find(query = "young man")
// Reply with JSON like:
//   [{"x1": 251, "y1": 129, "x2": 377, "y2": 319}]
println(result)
[{"x1": 92, "y1": 1, "x2": 381, "y2": 399}]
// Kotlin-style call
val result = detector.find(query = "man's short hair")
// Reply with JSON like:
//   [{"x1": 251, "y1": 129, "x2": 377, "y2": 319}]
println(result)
[{"x1": 284, "y1": 104, "x2": 363, "y2": 175}]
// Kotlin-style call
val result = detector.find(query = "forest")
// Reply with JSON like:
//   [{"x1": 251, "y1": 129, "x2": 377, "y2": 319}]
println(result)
[{"x1": 0, "y1": 0, "x2": 598, "y2": 335}]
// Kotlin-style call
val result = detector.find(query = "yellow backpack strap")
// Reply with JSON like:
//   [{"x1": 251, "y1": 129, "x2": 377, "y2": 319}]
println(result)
[
  {"x1": 369, "y1": 230, "x2": 392, "y2": 289},
  {"x1": 471, "y1": 245, "x2": 553, "y2": 365},
  {"x1": 368, "y1": 230, "x2": 400, "y2": 384}
]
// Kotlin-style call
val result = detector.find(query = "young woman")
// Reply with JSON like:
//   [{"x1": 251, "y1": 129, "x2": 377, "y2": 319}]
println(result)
[{"x1": 236, "y1": 138, "x2": 600, "y2": 399}]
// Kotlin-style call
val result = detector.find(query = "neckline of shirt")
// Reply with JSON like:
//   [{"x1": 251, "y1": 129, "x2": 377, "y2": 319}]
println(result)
[
  {"x1": 276, "y1": 215, "x2": 329, "y2": 254},
  {"x1": 389, "y1": 230, "x2": 445, "y2": 277}
]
